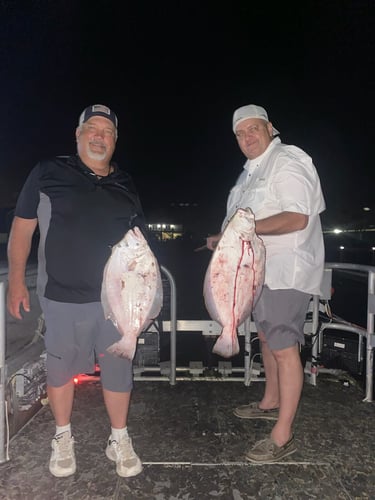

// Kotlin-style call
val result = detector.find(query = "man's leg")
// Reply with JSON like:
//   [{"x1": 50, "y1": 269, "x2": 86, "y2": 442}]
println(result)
[
  {"x1": 102, "y1": 388, "x2": 131, "y2": 428},
  {"x1": 41, "y1": 297, "x2": 85, "y2": 478},
  {"x1": 99, "y1": 318, "x2": 142, "y2": 479},
  {"x1": 271, "y1": 344, "x2": 303, "y2": 446},
  {"x1": 233, "y1": 331, "x2": 280, "y2": 419},
  {"x1": 244, "y1": 288, "x2": 309, "y2": 462},
  {"x1": 258, "y1": 332, "x2": 280, "y2": 409},
  {"x1": 245, "y1": 343, "x2": 302, "y2": 463},
  {"x1": 47, "y1": 381, "x2": 75, "y2": 425},
  {"x1": 103, "y1": 387, "x2": 142, "y2": 477},
  {"x1": 47, "y1": 381, "x2": 76, "y2": 477}
]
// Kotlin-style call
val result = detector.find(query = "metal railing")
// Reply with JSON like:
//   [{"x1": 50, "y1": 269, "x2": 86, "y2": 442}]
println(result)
[
  {"x1": 149, "y1": 262, "x2": 375, "y2": 402},
  {"x1": 318, "y1": 263, "x2": 374, "y2": 402}
]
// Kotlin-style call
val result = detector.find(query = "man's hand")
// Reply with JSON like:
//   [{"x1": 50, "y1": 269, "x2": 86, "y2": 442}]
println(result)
[
  {"x1": 7, "y1": 283, "x2": 30, "y2": 320},
  {"x1": 206, "y1": 233, "x2": 221, "y2": 251}
]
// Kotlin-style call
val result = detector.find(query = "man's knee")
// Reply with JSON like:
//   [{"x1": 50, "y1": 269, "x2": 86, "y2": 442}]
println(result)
[
  {"x1": 272, "y1": 344, "x2": 300, "y2": 362},
  {"x1": 258, "y1": 331, "x2": 267, "y2": 343}
]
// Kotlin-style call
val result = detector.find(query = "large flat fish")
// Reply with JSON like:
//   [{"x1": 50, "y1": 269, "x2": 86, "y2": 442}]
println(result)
[
  {"x1": 203, "y1": 207, "x2": 265, "y2": 358},
  {"x1": 101, "y1": 226, "x2": 163, "y2": 359}
]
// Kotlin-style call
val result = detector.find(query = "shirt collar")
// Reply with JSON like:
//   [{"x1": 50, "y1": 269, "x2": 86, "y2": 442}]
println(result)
[
  {"x1": 244, "y1": 137, "x2": 281, "y2": 172},
  {"x1": 71, "y1": 154, "x2": 118, "y2": 175}
]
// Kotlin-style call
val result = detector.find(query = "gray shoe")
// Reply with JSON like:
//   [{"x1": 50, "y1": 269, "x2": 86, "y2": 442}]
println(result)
[
  {"x1": 49, "y1": 432, "x2": 76, "y2": 477},
  {"x1": 245, "y1": 435, "x2": 297, "y2": 463},
  {"x1": 106, "y1": 435, "x2": 143, "y2": 478},
  {"x1": 233, "y1": 402, "x2": 279, "y2": 420}
]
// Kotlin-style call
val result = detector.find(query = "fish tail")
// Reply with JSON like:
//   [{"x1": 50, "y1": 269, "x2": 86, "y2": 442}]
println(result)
[
  {"x1": 106, "y1": 336, "x2": 137, "y2": 360},
  {"x1": 212, "y1": 327, "x2": 239, "y2": 358}
]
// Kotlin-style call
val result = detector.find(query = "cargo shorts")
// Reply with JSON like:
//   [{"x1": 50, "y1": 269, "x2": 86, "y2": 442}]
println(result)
[
  {"x1": 252, "y1": 286, "x2": 311, "y2": 350},
  {"x1": 39, "y1": 297, "x2": 133, "y2": 392}
]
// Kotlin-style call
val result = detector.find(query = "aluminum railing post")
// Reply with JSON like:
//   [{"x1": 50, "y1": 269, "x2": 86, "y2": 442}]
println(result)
[
  {"x1": 364, "y1": 270, "x2": 374, "y2": 402},
  {"x1": 161, "y1": 266, "x2": 177, "y2": 386},
  {"x1": 0, "y1": 280, "x2": 7, "y2": 463}
]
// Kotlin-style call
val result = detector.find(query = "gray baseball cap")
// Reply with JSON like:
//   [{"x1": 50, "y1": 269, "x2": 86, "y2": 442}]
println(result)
[
  {"x1": 232, "y1": 104, "x2": 280, "y2": 136},
  {"x1": 79, "y1": 104, "x2": 118, "y2": 128}
]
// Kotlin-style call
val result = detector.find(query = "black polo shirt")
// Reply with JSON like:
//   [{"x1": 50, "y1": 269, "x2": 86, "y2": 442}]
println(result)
[{"x1": 15, "y1": 155, "x2": 146, "y2": 303}]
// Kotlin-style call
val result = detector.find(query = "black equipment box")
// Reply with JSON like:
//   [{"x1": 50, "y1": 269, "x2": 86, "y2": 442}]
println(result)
[
  {"x1": 134, "y1": 330, "x2": 160, "y2": 367},
  {"x1": 321, "y1": 331, "x2": 365, "y2": 375}
]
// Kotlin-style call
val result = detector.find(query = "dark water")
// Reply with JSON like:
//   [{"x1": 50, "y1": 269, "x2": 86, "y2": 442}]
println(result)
[
  {"x1": 153, "y1": 238, "x2": 212, "y2": 321},
  {"x1": 330, "y1": 272, "x2": 368, "y2": 327}
]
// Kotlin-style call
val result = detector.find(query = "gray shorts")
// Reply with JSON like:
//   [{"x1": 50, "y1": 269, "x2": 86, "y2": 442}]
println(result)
[
  {"x1": 252, "y1": 286, "x2": 311, "y2": 350},
  {"x1": 39, "y1": 297, "x2": 133, "y2": 392}
]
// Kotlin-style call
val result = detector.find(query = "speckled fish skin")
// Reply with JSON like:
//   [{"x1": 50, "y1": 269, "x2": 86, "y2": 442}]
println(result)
[
  {"x1": 101, "y1": 226, "x2": 163, "y2": 359},
  {"x1": 203, "y1": 207, "x2": 265, "y2": 358}
]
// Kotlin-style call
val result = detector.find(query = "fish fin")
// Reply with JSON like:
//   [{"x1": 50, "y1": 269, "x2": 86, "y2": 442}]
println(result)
[
  {"x1": 212, "y1": 328, "x2": 240, "y2": 358},
  {"x1": 106, "y1": 336, "x2": 137, "y2": 360}
]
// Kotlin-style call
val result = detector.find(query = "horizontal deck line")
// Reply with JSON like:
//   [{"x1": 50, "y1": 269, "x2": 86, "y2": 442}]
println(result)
[
  {"x1": 134, "y1": 376, "x2": 266, "y2": 382},
  {"x1": 143, "y1": 460, "x2": 331, "y2": 467}
]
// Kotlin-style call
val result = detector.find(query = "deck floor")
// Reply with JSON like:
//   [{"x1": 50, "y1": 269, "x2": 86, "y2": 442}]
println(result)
[{"x1": 1, "y1": 373, "x2": 374, "y2": 500}]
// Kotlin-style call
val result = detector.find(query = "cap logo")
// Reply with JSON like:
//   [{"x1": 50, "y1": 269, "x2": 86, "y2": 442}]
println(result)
[{"x1": 91, "y1": 104, "x2": 111, "y2": 116}]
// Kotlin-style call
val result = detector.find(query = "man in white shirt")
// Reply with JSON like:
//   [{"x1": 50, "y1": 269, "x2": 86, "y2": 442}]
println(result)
[{"x1": 207, "y1": 104, "x2": 325, "y2": 463}]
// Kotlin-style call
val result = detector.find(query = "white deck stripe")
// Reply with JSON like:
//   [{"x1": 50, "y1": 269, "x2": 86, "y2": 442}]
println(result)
[{"x1": 142, "y1": 460, "x2": 330, "y2": 466}]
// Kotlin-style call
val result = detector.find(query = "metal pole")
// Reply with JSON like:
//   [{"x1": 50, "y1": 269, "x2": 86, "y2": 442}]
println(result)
[
  {"x1": 0, "y1": 280, "x2": 7, "y2": 463},
  {"x1": 243, "y1": 316, "x2": 252, "y2": 386},
  {"x1": 364, "y1": 270, "x2": 374, "y2": 402},
  {"x1": 161, "y1": 266, "x2": 177, "y2": 386},
  {"x1": 310, "y1": 294, "x2": 320, "y2": 386}
]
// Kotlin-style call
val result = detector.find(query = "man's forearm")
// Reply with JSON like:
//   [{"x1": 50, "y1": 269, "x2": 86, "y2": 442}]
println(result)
[
  {"x1": 255, "y1": 211, "x2": 308, "y2": 236},
  {"x1": 7, "y1": 217, "x2": 37, "y2": 285}
]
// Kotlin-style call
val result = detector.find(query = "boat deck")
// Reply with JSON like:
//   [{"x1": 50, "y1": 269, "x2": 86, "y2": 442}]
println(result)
[{"x1": 1, "y1": 373, "x2": 374, "y2": 499}]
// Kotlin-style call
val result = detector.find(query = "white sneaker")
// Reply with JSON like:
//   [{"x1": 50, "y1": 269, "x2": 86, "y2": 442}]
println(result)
[
  {"x1": 49, "y1": 432, "x2": 76, "y2": 477},
  {"x1": 106, "y1": 435, "x2": 143, "y2": 478}
]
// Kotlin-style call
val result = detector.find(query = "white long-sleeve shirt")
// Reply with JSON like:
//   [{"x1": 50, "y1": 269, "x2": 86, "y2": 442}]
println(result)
[{"x1": 222, "y1": 137, "x2": 326, "y2": 295}]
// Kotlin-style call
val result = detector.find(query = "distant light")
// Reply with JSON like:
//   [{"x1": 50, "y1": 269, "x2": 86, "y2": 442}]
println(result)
[
  {"x1": 372, "y1": 247, "x2": 375, "y2": 251},
  {"x1": 363, "y1": 207, "x2": 370, "y2": 211},
  {"x1": 339, "y1": 246, "x2": 345, "y2": 250},
  {"x1": 333, "y1": 228, "x2": 342, "y2": 234}
]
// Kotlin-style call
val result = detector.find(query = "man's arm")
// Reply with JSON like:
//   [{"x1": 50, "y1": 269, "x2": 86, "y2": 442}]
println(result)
[
  {"x1": 255, "y1": 211, "x2": 308, "y2": 235},
  {"x1": 205, "y1": 211, "x2": 307, "y2": 252},
  {"x1": 7, "y1": 216, "x2": 38, "y2": 319}
]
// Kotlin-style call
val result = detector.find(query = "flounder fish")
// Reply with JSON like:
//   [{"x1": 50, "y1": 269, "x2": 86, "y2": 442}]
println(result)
[
  {"x1": 203, "y1": 207, "x2": 265, "y2": 358},
  {"x1": 101, "y1": 226, "x2": 163, "y2": 359}
]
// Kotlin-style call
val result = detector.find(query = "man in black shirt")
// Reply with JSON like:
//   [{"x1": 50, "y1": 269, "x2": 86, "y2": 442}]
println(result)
[{"x1": 7, "y1": 104, "x2": 145, "y2": 478}]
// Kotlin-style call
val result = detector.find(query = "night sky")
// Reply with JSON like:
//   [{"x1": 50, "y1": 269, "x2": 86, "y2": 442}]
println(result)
[{"x1": 0, "y1": 0, "x2": 374, "y2": 237}]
